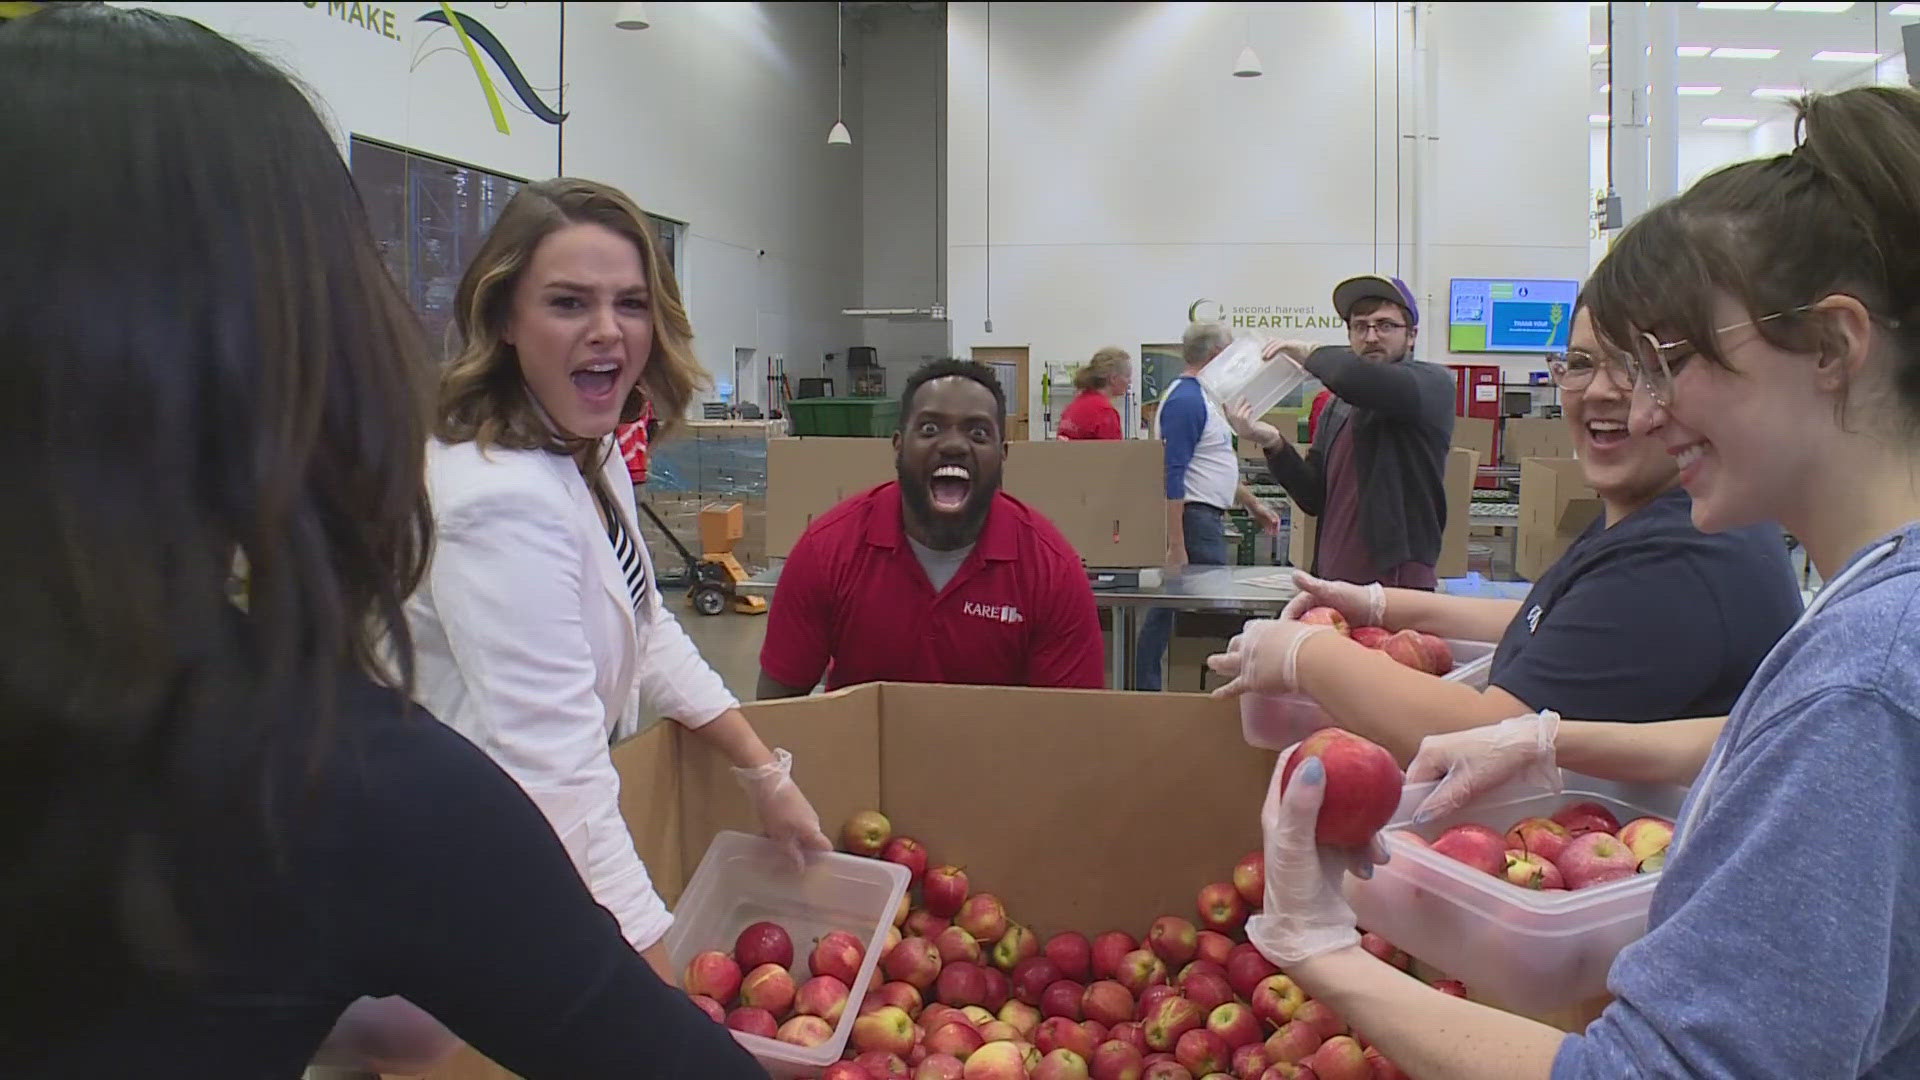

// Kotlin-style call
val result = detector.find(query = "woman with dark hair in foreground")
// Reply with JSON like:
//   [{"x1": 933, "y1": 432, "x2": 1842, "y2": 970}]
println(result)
[{"x1": 0, "y1": 6, "x2": 764, "y2": 1076}]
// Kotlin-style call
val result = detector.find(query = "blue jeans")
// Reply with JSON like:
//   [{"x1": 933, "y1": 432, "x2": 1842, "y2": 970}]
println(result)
[{"x1": 1136, "y1": 502, "x2": 1229, "y2": 691}]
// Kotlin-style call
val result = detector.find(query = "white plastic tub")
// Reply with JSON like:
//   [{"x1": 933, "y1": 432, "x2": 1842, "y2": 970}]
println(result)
[
  {"x1": 1196, "y1": 335, "x2": 1308, "y2": 418},
  {"x1": 1344, "y1": 770, "x2": 1688, "y2": 1012},
  {"x1": 1239, "y1": 638, "x2": 1498, "y2": 751},
  {"x1": 665, "y1": 831, "x2": 911, "y2": 1078}
]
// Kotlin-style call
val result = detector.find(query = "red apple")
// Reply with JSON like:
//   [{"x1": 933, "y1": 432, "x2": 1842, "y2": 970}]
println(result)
[
  {"x1": 1356, "y1": 933, "x2": 1408, "y2": 972},
  {"x1": 1363, "y1": 1046, "x2": 1410, "y2": 1080},
  {"x1": 1264, "y1": 1019, "x2": 1322, "y2": 1064},
  {"x1": 1279, "y1": 729, "x2": 1406, "y2": 847},
  {"x1": 1147, "y1": 917, "x2": 1199, "y2": 968},
  {"x1": 1417, "y1": 633, "x2": 1453, "y2": 675},
  {"x1": 1042, "y1": 979, "x2": 1087, "y2": 1020},
  {"x1": 1110, "y1": 1022, "x2": 1147, "y2": 1053},
  {"x1": 1035, "y1": 1048, "x2": 1094, "y2": 1080},
  {"x1": 733, "y1": 920, "x2": 794, "y2": 972},
  {"x1": 929, "y1": 1019, "x2": 987, "y2": 1061},
  {"x1": 1551, "y1": 800, "x2": 1622, "y2": 836},
  {"x1": 1503, "y1": 817, "x2": 1572, "y2": 864},
  {"x1": 1176, "y1": 959, "x2": 1227, "y2": 985},
  {"x1": 1231, "y1": 851, "x2": 1265, "y2": 910},
  {"x1": 1293, "y1": 1000, "x2": 1347, "y2": 1042},
  {"x1": 823, "y1": 1062, "x2": 871, "y2": 1080},
  {"x1": 856, "y1": 1004, "x2": 920, "y2": 1057},
  {"x1": 1618, "y1": 816, "x2": 1675, "y2": 862},
  {"x1": 1196, "y1": 882, "x2": 1250, "y2": 934},
  {"x1": 1175, "y1": 1028, "x2": 1231, "y2": 1076},
  {"x1": 993, "y1": 925, "x2": 1042, "y2": 972},
  {"x1": 896, "y1": 893, "x2": 913, "y2": 927},
  {"x1": 1081, "y1": 1020, "x2": 1109, "y2": 1047},
  {"x1": 812, "y1": 930, "x2": 866, "y2": 986},
  {"x1": 957, "y1": 894, "x2": 1011, "y2": 946},
  {"x1": 1136, "y1": 984, "x2": 1180, "y2": 1022},
  {"x1": 917, "y1": 1054, "x2": 967, "y2": 1080},
  {"x1": 1430, "y1": 979, "x2": 1467, "y2": 997},
  {"x1": 1194, "y1": 932, "x2": 1234, "y2": 970},
  {"x1": 884, "y1": 836, "x2": 930, "y2": 886},
  {"x1": 1038, "y1": 1014, "x2": 1099, "y2": 1060},
  {"x1": 1092, "y1": 931, "x2": 1139, "y2": 981},
  {"x1": 1259, "y1": 1067, "x2": 1310, "y2": 1080},
  {"x1": 843, "y1": 809, "x2": 893, "y2": 857},
  {"x1": 1014, "y1": 957, "x2": 1066, "y2": 1006},
  {"x1": 979, "y1": 1020, "x2": 1020, "y2": 1044},
  {"x1": 858, "y1": 1050, "x2": 913, "y2": 1079},
  {"x1": 1141, "y1": 995, "x2": 1204, "y2": 1053},
  {"x1": 1250, "y1": 974, "x2": 1307, "y2": 1029},
  {"x1": 1206, "y1": 1002, "x2": 1263, "y2": 1050},
  {"x1": 939, "y1": 961, "x2": 992, "y2": 1007},
  {"x1": 1640, "y1": 850, "x2": 1667, "y2": 874},
  {"x1": 982, "y1": 966, "x2": 1012, "y2": 1011},
  {"x1": 926, "y1": 865, "x2": 973, "y2": 919},
  {"x1": 739, "y1": 963, "x2": 796, "y2": 1014},
  {"x1": 683, "y1": 950, "x2": 742, "y2": 1004},
  {"x1": 1176, "y1": 968, "x2": 1233, "y2": 1014},
  {"x1": 725, "y1": 1005, "x2": 777, "y2": 1037},
  {"x1": 963, "y1": 1005, "x2": 998, "y2": 1029},
  {"x1": 1142, "y1": 1062, "x2": 1195, "y2": 1080},
  {"x1": 1558, "y1": 831, "x2": 1639, "y2": 889},
  {"x1": 1046, "y1": 931, "x2": 1094, "y2": 982},
  {"x1": 938, "y1": 924, "x2": 985, "y2": 965},
  {"x1": 1503, "y1": 849, "x2": 1566, "y2": 890},
  {"x1": 1082, "y1": 980, "x2": 1136, "y2": 1026},
  {"x1": 1231, "y1": 1043, "x2": 1270, "y2": 1080},
  {"x1": 998, "y1": 998, "x2": 1042, "y2": 1038},
  {"x1": 1092, "y1": 1039, "x2": 1147, "y2": 1080},
  {"x1": 1380, "y1": 629, "x2": 1444, "y2": 675},
  {"x1": 776, "y1": 1014, "x2": 833, "y2": 1047},
  {"x1": 1431, "y1": 823, "x2": 1509, "y2": 876},
  {"x1": 688, "y1": 993, "x2": 726, "y2": 1023},
  {"x1": 886, "y1": 925, "x2": 905, "y2": 957},
  {"x1": 920, "y1": 1004, "x2": 970, "y2": 1034},
  {"x1": 796, "y1": 974, "x2": 851, "y2": 1024},
  {"x1": 1226, "y1": 945, "x2": 1280, "y2": 1000},
  {"x1": 1297, "y1": 607, "x2": 1350, "y2": 636},
  {"x1": 1115, "y1": 950, "x2": 1169, "y2": 998},
  {"x1": 1349, "y1": 626, "x2": 1392, "y2": 649},
  {"x1": 886, "y1": 937, "x2": 945, "y2": 991},
  {"x1": 908, "y1": 909, "x2": 954, "y2": 939},
  {"x1": 966, "y1": 1041, "x2": 1035, "y2": 1079},
  {"x1": 1305, "y1": 1035, "x2": 1367, "y2": 1080}
]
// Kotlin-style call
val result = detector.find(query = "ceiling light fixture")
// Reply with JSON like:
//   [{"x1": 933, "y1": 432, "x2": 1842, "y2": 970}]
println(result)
[
  {"x1": 1590, "y1": 43, "x2": 1609, "y2": 55},
  {"x1": 613, "y1": 2, "x2": 649, "y2": 30},
  {"x1": 1750, "y1": 86, "x2": 1805, "y2": 97},
  {"x1": 1233, "y1": 6, "x2": 1262, "y2": 77},
  {"x1": 1697, "y1": 1, "x2": 1775, "y2": 9},
  {"x1": 1678, "y1": 45, "x2": 1714, "y2": 56},
  {"x1": 827, "y1": 2, "x2": 851, "y2": 145},
  {"x1": 1893, "y1": 3, "x2": 1920, "y2": 14},
  {"x1": 1811, "y1": 49, "x2": 1883, "y2": 61},
  {"x1": 1679, "y1": 84, "x2": 1724, "y2": 94},
  {"x1": 1702, "y1": 116, "x2": 1760, "y2": 127},
  {"x1": 1772, "y1": 1, "x2": 1855, "y2": 11},
  {"x1": 1711, "y1": 46, "x2": 1782, "y2": 58},
  {"x1": 1590, "y1": 113, "x2": 1611, "y2": 124}
]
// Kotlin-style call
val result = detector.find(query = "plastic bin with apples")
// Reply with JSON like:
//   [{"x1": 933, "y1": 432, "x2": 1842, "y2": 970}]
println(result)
[
  {"x1": 1239, "y1": 637, "x2": 1498, "y2": 751},
  {"x1": 1343, "y1": 770, "x2": 1689, "y2": 1012},
  {"x1": 664, "y1": 831, "x2": 910, "y2": 1078}
]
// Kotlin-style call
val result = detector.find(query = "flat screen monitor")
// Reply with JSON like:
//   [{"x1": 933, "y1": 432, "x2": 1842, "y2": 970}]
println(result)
[{"x1": 1448, "y1": 278, "x2": 1579, "y2": 353}]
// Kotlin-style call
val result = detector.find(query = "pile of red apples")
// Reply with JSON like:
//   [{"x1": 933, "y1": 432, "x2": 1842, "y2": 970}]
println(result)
[
  {"x1": 1297, "y1": 608, "x2": 1453, "y2": 676},
  {"x1": 1413, "y1": 802, "x2": 1673, "y2": 892},
  {"x1": 683, "y1": 807, "x2": 1449, "y2": 1080}
]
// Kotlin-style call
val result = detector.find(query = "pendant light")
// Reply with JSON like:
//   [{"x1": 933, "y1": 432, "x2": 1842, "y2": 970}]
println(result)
[
  {"x1": 613, "y1": 3, "x2": 649, "y2": 31},
  {"x1": 828, "y1": 2, "x2": 852, "y2": 145},
  {"x1": 1233, "y1": 6, "x2": 1262, "y2": 77}
]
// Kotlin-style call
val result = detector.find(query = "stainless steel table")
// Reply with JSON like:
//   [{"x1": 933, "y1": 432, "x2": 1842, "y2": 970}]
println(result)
[{"x1": 737, "y1": 563, "x2": 1297, "y2": 690}]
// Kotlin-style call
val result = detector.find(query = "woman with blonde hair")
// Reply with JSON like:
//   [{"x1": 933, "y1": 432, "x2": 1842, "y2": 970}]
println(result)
[
  {"x1": 404, "y1": 178, "x2": 832, "y2": 979},
  {"x1": 1057, "y1": 345, "x2": 1132, "y2": 440}
]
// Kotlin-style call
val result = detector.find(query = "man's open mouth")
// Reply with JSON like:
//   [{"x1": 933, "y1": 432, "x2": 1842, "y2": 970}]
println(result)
[{"x1": 929, "y1": 464, "x2": 972, "y2": 511}]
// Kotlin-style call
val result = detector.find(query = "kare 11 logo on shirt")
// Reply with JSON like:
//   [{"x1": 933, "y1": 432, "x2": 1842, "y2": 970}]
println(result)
[{"x1": 963, "y1": 601, "x2": 1025, "y2": 625}]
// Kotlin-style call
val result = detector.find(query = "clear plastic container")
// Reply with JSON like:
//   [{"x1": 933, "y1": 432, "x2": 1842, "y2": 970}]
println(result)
[
  {"x1": 1239, "y1": 638, "x2": 1498, "y2": 751},
  {"x1": 664, "y1": 831, "x2": 911, "y2": 1078},
  {"x1": 1196, "y1": 335, "x2": 1308, "y2": 418},
  {"x1": 1344, "y1": 770, "x2": 1689, "y2": 1012}
]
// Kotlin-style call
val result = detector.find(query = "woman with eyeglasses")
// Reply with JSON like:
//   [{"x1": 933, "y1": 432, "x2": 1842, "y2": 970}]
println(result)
[
  {"x1": 1208, "y1": 300, "x2": 1801, "y2": 762},
  {"x1": 1222, "y1": 86, "x2": 1920, "y2": 1079}
]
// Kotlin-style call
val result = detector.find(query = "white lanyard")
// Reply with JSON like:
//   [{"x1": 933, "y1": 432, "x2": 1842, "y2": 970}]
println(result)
[{"x1": 1673, "y1": 535, "x2": 1903, "y2": 846}]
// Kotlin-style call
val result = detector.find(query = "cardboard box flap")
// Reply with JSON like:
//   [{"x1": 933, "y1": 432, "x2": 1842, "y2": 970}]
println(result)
[
  {"x1": 1556, "y1": 495, "x2": 1604, "y2": 533},
  {"x1": 1003, "y1": 440, "x2": 1168, "y2": 568},
  {"x1": 1451, "y1": 415, "x2": 1495, "y2": 463},
  {"x1": 766, "y1": 438, "x2": 897, "y2": 557}
]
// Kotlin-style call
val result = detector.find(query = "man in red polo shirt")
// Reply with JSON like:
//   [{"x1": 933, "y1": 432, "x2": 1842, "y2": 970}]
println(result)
[{"x1": 758, "y1": 359, "x2": 1104, "y2": 696}]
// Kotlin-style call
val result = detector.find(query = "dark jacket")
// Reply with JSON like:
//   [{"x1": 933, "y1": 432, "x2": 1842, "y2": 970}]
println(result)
[{"x1": 1264, "y1": 347, "x2": 1455, "y2": 577}]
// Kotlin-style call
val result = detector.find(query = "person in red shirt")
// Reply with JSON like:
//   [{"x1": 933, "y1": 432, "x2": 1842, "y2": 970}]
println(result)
[
  {"x1": 1306, "y1": 387, "x2": 1334, "y2": 443},
  {"x1": 758, "y1": 359, "x2": 1105, "y2": 696},
  {"x1": 1056, "y1": 346, "x2": 1131, "y2": 440}
]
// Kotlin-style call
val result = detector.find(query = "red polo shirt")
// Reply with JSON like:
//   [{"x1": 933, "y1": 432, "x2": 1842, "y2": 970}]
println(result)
[{"x1": 761, "y1": 482, "x2": 1105, "y2": 691}]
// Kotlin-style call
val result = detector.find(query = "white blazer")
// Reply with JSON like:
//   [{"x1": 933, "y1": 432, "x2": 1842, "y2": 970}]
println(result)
[{"x1": 403, "y1": 436, "x2": 738, "y2": 951}]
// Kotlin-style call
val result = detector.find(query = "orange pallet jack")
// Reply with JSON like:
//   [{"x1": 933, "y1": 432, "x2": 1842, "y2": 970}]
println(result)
[{"x1": 638, "y1": 500, "x2": 767, "y2": 616}]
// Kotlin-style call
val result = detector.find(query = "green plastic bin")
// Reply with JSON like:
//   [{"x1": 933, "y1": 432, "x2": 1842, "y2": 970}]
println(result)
[{"x1": 786, "y1": 396, "x2": 901, "y2": 437}]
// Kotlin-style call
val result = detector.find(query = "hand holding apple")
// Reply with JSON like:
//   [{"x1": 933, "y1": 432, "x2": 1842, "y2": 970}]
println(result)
[{"x1": 1243, "y1": 755, "x2": 1368, "y2": 967}]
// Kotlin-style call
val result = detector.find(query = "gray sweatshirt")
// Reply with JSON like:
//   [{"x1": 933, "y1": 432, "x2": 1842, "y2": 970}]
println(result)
[{"x1": 1553, "y1": 524, "x2": 1920, "y2": 1079}]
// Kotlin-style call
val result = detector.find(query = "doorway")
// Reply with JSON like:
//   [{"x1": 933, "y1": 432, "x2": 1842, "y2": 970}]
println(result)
[{"x1": 971, "y1": 345, "x2": 1029, "y2": 440}]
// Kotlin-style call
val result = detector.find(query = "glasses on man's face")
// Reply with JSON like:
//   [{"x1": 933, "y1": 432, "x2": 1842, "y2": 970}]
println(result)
[
  {"x1": 1628, "y1": 307, "x2": 1810, "y2": 408},
  {"x1": 1547, "y1": 348, "x2": 1637, "y2": 393},
  {"x1": 1349, "y1": 319, "x2": 1407, "y2": 339}
]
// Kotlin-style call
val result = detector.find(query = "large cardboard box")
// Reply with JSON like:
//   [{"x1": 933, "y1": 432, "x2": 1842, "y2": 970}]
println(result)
[
  {"x1": 1503, "y1": 417, "x2": 1574, "y2": 464},
  {"x1": 1517, "y1": 458, "x2": 1602, "y2": 581},
  {"x1": 766, "y1": 437, "x2": 1168, "y2": 567},
  {"x1": 1283, "y1": 446, "x2": 1477, "y2": 578},
  {"x1": 1451, "y1": 415, "x2": 1496, "y2": 465}
]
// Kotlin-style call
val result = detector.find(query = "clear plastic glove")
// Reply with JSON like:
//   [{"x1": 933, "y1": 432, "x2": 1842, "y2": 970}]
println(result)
[
  {"x1": 732, "y1": 748, "x2": 834, "y2": 871},
  {"x1": 1279, "y1": 570, "x2": 1386, "y2": 627},
  {"x1": 1225, "y1": 398, "x2": 1283, "y2": 449},
  {"x1": 1246, "y1": 756, "x2": 1385, "y2": 968},
  {"x1": 1406, "y1": 712, "x2": 1563, "y2": 824},
  {"x1": 1207, "y1": 618, "x2": 1330, "y2": 698}
]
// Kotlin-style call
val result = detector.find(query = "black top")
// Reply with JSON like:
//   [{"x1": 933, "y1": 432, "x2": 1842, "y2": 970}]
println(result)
[
  {"x1": 1264, "y1": 347, "x2": 1456, "y2": 577},
  {"x1": 1490, "y1": 488, "x2": 1803, "y2": 722},
  {"x1": 10, "y1": 675, "x2": 767, "y2": 1079}
]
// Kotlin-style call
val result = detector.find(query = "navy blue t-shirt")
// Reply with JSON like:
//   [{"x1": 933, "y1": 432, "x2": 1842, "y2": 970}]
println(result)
[{"x1": 1489, "y1": 488, "x2": 1801, "y2": 722}]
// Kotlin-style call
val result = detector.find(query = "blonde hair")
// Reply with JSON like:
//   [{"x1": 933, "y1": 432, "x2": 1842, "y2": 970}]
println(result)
[
  {"x1": 1073, "y1": 346, "x2": 1132, "y2": 392},
  {"x1": 437, "y1": 177, "x2": 707, "y2": 460}
]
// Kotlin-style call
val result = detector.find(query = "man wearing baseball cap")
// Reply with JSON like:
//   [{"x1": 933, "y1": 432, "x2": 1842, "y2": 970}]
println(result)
[{"x1": 1228, "y1": 274, "x2": 1455, "y2": 588}]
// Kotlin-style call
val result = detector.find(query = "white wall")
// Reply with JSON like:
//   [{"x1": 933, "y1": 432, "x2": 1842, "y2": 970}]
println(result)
[{"x1": 946, "y1": 1, "x2": 1592, "y2": 411}]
